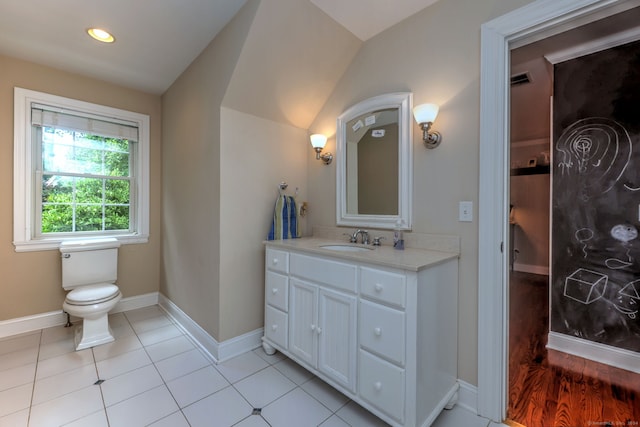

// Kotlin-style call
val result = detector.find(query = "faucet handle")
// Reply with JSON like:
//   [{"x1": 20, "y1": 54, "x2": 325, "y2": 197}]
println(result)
[
  {"x1": 343, "y1": 233, "x2": 357, "y2": 243},
  {"x1": 372, "y1": 236, "x2": 385, "y2": 246}
]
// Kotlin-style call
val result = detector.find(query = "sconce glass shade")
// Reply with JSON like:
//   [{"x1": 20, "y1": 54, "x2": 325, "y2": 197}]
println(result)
[
  {"x1": 310, "y1": 133, "x2": 327, "y2": 149},
  {"x1": 412, "y1": 103, "x2": 439, "y2": 124}
]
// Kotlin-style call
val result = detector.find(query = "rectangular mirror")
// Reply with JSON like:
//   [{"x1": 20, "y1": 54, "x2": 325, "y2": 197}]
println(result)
[{"x1": 336, "y1": 92, "x2": 413, "y2": 230}]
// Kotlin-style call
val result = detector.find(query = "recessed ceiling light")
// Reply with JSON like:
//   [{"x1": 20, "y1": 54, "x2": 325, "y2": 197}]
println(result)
[{"x1": 87, "y1": 28, "x2": 115, "y2": 43}]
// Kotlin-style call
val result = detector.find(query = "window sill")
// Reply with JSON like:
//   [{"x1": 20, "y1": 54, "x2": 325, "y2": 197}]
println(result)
[{"x1": 13, "y1": 234, "x2": 149, "y2": 252}]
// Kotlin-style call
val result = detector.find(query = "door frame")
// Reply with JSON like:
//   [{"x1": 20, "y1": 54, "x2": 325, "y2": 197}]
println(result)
[{"x1": 477, "y1": 0, "x2": 640, "y2": 421}]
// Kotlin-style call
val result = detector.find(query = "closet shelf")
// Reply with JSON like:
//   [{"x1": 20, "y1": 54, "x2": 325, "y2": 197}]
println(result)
[{"x1": 510, "y1": 165, "x2": 550, "y2": 176}]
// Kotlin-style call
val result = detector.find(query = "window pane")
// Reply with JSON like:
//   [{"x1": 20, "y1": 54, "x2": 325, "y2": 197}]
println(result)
[
  {"x1": 105, "y1": 205, "x2": 130, "y2": 230},
  {"x1": 104, "y1": 150, "x2": 129, "y2": 176},
  {"x1": 75, "y1": 177, "x2": 103, "y2": 203},
  {"x1": 41, "y1": 204, "x2": 73, "y2": 233},
  {"x1": 42, "y1": 174, "x2": 73, "y2": 203},
  {"x1": 75, "y1": 205, "x2": 103, "y2": 231},
  {"x1": 105, "y1": 179, "x2": 130, "y2": 204}
]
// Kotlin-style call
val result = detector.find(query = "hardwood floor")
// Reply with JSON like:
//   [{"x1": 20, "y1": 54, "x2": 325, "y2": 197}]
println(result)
[{"x1": 507, "y1": 271, "x2": 640, "y2": 427}]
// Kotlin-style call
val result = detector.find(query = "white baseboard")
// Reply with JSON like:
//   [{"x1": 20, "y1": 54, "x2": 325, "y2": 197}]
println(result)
[
  {"x1": 547, "y1": 331, "x2": 640, "y2": 374},
  {"x1": 158, "y1": 293, "x2": 262, "y2": 364},
  {"x1": 456, "y1": 380, "x2": 479, "y2": 415},
  {"x1": 513, "y1": 263, "x2": 549, "y2": 275},
  {"x1": 0, "y1": 292, "x2": 160, "y2": 339}
]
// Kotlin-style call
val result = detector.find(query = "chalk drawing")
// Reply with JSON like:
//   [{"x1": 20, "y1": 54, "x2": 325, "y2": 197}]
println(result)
[
  {"x1": 605, "y1": 224, "x2": 637, "y2": 269},
  {"x1": 575, "y1": 228, "x2": 594, "y2": 258}
]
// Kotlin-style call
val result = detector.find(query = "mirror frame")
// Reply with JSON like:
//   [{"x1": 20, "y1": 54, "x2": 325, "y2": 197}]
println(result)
[{"x1": 336, "y1": 92, "x2": 413, "y2": 230}]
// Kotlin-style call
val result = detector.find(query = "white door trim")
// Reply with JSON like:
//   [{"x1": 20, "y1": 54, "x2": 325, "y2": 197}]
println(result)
[{"x1": 477, "y1": 0, "x2": 640, "y2": 422}]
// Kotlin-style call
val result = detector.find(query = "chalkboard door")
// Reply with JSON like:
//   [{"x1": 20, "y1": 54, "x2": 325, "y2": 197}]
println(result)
[{"x1": 551, "y1": 39, "x2": 640, "y2": 353}]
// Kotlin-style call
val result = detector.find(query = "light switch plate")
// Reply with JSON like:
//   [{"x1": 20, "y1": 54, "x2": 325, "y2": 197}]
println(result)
[{"x1": 459, "y1": 201, "x2": 473, "y2": 222}]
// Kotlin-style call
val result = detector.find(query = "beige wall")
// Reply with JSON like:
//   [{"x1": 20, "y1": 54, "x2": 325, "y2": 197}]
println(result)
[
  {"x1": 0, "y1": 54, "x2": 162, "y2": 321},
  {"x1": 308, "y1": 0, "x2": 533, "y2": 386},
  {"x1": 161, "y1": 0, "x2": 360, "y2": 342}
]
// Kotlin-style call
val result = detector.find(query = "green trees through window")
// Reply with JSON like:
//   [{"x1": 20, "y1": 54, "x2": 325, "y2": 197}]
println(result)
[{"x1": 40, "y1": 128, "x2": 132, "y2": 234}]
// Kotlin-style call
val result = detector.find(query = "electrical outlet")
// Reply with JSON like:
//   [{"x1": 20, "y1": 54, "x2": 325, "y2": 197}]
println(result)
[{"x1": 459, "y1": 201, "x2": 473, "y2": 222}]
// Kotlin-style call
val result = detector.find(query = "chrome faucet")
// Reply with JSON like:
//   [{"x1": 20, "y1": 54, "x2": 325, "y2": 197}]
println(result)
[{"x1": 353, "y1": 229, "x2": 370, "y2": 245}]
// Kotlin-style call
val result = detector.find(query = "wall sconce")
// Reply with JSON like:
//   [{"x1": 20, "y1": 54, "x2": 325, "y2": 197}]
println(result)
[
  {"x1": 413, "y1": 103, "x2": 442, "y2": 149},
  {"x1": 310, "y1": 134, "x2": 333, "y2": 165}
]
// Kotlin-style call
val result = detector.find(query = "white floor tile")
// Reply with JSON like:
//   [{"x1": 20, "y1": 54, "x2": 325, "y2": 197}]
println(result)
[
  {"x1": 92, "y1": 333, "x2": 142, "y2": 362},
  {"x1": 40, "y1": 325, "x2": 75, "y2": 345},
  {"x1": 182, "y1": 386, "x2": 252, "y2": 427},
  {"x1": 262, "y1": 387, "x2": 333, "y2": 427},
  {"x1": 0, "y1": 363, "x2": 36, "y2": 392},
  {"x1": 0, "y1": 383, "x2": 32, "y2": 418},
  {"x1": 300, "y1": 377, "x2": 350, "y2": 412},
  {"x1": 100, "y1": 364, "x2": 164, "y2": 407},
  {"x1": 319, "y1": 415, "x2": 350, "y2": 427},
  {"x1": 166, "y1": 365, "x2": 229, "y2": 408},
  {"x1": 273, "y1": 357, "x2": 315, "y2": 385},
  {"x1": 432, "y1": 407, "x2": 491, "y2": 427},
  {"x1": 252, "y1": 347, "x2": 286, "y2": 365},
  {"x1": 63, "y1": 409, "x2": 109, "y2": 427},
  {"x1": 38, "y1": 336, "x2": 76, "y2": 360},
  {"x1": 144, "y1": 334, "x2": 195, "y2": 362},
  {"x1": 35, "y1": 347, "x2": 94, "y2": 380},
  {"x1": 0, "y1": 332, "x2": 40, "y2": 356},
  {"x1": 106, "y1": 385, "x2": 179, "y2": 427},
  {"x1": 335, "y1": 401, "x2": 390, "y2": 427},
  {"x1": 129, "y1": 314, "x2": 173, "y2": 334},
  {"x1": 234, "y1": 366, "x2": 296, "y2": 408},
  {"x1": 29, "y1": 385, "x2": 103, "y2": 427},
  {"x1": 95, "y1": 348, "x2": 151, "y2": 379},
  {"x1": 147, "y1": 411, "x2": 191, "y2": 427},
  {"x1": 216, "y1": 350, "x2": 270, "y2": 383},
  {"x1": 123, "y1": 305, "x2": 167, "y2": 323},
  {"x1": 0, "y1": 408, "x2": 28, "y2": 427},
  {"x1": 235, "y1": 415, "x2": 271, "y2": 427},
  {"x1": 0, "y1": 347, "x2": 38, "y2": 371},
  {"x1": 154, "y1": 348, "x2": 210, "y2": 382},
  {"x1": 32, "y1": 363, "x2": 98, "y2": 405},
  {"x1": 136, "y1": 323, "x2": 183, "y2": 347}
]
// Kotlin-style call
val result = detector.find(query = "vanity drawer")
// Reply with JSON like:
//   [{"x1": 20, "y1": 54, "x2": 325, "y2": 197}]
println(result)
[
  {"x1": 360, "y1": 267, "x2": 405, "y2": 308},
  {"x1": 358, "y1": 350, "x2": 405, "y2": 424},
  {"x1": 265, "y1": 271, "x2": 288, "y2": 311},
  {"x1": 265, "y1": 305, "x2": 288, "y2": 349},
  {"x1": 266, "y1": 248, "x2": 289, "y2": 274},
  {"x1": 290, "y1": 253, "x2": 357, "y2": 293},
  {"x1": 359, "y1": 300, "x2": 405, "y2": 365}
]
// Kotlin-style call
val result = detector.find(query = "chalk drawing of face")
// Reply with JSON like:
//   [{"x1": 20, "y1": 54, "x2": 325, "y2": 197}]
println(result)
[{"x1": 610, "y1": 224, "x2": 638, "y2": 243}]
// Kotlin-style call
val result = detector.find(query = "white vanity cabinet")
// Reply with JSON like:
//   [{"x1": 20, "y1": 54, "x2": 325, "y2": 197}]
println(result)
[{"x1": 262, "y1": 243, "x2": 459, "y2": 427}]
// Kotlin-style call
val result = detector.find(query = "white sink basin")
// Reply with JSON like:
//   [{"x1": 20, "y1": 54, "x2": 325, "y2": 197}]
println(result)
[{"x1": 319, "y1": 244, "x2": 373, "y2": 252}]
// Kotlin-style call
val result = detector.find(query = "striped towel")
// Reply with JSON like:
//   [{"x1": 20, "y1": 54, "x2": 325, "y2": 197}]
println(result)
[{"x1": 267, "y1": 195, "x2": 300, "y2": 240}]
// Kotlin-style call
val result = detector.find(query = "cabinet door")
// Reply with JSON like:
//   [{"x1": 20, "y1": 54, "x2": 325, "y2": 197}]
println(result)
[
  {"x1": 318, "y1": 288, "x2": 357, "y2": 392},
  {"x1": 289, "y1": 279, "x2": 318, "y2": 367}
]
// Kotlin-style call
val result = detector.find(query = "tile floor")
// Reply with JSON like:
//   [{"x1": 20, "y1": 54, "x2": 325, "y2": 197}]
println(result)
[{"x1": 0, "y1": 305, "x2": 494, "y2": 427}]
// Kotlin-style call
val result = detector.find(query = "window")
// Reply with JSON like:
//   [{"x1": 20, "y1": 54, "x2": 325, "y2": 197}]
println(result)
[{"x1": 14, "y1": 88, "x2": 149, "y2": 251}]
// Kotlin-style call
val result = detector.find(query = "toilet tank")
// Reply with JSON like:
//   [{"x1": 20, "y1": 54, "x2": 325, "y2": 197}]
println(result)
[{"x1": 60, "y1": 238, "x2": 120, "y2": 290}]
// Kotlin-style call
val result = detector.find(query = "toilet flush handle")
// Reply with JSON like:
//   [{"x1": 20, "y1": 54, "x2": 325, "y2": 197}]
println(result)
[{"x1": 62, "y1": 253, "x2": 71, "y2": 258}]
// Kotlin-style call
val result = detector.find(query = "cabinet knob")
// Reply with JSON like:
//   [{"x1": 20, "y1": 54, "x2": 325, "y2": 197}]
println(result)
[
  {"x1": 374, "y1": 283, "x2": 383, "y2": 292},
  {"x1": 272, "y1": 258, "x2": 278, "y2": 265},
  {"x1": 311, "y1": 324, "x2": 316, "y2": 331},
  {"x1": 316, "y1": 327, "x2": 322, "y2": 334},
  {"x1": 271, "y1": 324, "x2": 278, "y2": 331},
  {"x1": 272, "y1": 288, "x2": 278, "y2": 294},
  {"x1": 374, "y1": 381, "x2": 382, "y2": 391},
  {"x1": 374, "y1": 327, "x2": 382, "y2": 336}
]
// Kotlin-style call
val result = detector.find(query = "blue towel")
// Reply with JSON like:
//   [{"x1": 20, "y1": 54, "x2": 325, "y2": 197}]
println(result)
[{"x1": 267, "y1": 195, "x2": 300, "y2": 240}]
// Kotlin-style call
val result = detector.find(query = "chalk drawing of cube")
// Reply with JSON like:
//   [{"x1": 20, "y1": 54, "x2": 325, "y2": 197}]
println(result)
[{"x1": 563, "y1": 268, "x2": 608, "y2": 304}]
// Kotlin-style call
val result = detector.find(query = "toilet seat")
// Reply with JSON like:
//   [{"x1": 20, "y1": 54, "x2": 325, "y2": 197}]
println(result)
[{"x1": 65, "y1": 283, "x2": 121, "y2": 306}]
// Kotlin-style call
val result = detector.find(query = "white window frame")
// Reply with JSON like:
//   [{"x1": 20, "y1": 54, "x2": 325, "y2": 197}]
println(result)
[{"x1": 13, "y1": 87, "x2": 150, "y2": 252}]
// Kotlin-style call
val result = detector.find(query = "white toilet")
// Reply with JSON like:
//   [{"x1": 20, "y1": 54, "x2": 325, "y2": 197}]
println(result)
[{"x1": 60, "y1": 238, "x2": 123, "y2": 351}]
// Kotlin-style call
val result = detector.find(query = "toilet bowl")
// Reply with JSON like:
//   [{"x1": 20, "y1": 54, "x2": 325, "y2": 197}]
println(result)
[
  {"x1": 60, "y1": 238, "x2": 122, "y2": 351},
  {"x1": 63, "y1": 283, "x2": 122, "y2": 350}
]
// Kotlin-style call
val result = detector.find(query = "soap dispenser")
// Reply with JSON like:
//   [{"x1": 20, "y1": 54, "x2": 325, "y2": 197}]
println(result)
[{"x1": 393, "y1": 220, "x2": 404, "y2": 250}]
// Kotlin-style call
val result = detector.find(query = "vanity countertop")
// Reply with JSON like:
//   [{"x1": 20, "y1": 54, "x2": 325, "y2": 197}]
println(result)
[{"x1": 264, "y1": 237, "x2": 459, "y2": 272}]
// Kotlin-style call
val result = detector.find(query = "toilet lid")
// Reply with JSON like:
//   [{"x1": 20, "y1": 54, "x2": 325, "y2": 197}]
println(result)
[{"x1": 66, "y1": 284, "x2": 120, "y2": 305}]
